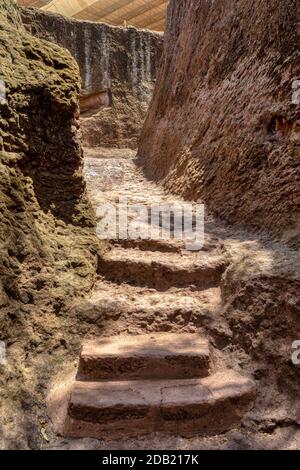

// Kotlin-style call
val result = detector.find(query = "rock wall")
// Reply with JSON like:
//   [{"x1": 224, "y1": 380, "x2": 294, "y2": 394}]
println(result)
[
  {"x1": 138, "y1": 0, "x2": 300, "y2": 244},
  {"x1": 0, "y1": 0, "x2": 98, "y2": 447},
  {"x1": 21, "y1": 7, "x2": 163, "y2": 149}
]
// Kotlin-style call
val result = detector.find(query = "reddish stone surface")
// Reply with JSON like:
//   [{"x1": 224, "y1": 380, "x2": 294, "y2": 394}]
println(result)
[
  {"x1": 64, "y1": 371, "x2": 256, "y2": 439},
  {"x1": 78, "y1": 333, "x2": 210, "y2": 380},
  {"x1": 138, "y1": 0, "x2": 300, "y2": 245}
]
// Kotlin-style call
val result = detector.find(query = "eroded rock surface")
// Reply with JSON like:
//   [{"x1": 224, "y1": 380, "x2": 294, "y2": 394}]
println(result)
[
  {"x1": 21, "y1": 7, "x2": 163, "y2": 149},
  {"x1": 138, "y1": 0, "x2": 300, "y2": 244},
  {"x1": 0, "y1": 0, "x2": 98, "y2": 448}
]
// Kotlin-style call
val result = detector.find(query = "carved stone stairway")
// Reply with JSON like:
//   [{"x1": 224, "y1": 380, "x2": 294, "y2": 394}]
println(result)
[{"x1": 47, "y1": 151, "x2": 256, "y2": 442}]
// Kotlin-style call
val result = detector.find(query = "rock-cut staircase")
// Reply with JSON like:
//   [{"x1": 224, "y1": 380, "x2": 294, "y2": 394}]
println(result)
[{"x1": 48, "y1": 151, "x2": 256, "y2": 441}]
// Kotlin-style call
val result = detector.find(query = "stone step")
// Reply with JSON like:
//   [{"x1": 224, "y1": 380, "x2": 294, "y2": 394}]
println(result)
[
  {"x1": 78, "y1": 333, "x2": 210, "y2": 380},
  {"x1": 98, "y1": 248, "x2": 227, "y2": 289},
  {"x1": 64, "y1": 370, "x2": 256, "y2": 439},
  {"x1": 111, "y1": 238, "x2": 182, "y2": 253}
]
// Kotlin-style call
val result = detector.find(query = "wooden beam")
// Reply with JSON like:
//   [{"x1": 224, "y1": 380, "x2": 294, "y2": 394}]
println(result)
[
  {"x1": 146, "y1": 18, "x2": 165, "y2": 31},
  {"x1": 127, "y1": 0, "x2": 166, "y2": 21},
  {"x1": 75, "y1": 0, "x2": 142, "y2": 20},
  {"x1": 134, "y1": 9, "x2": 166, "y2": 28},
  {"x1": 104, "y1": 1, "x2": 167, "y2": 29},
  {"x1": 19, "y1": 0, "x2": 51, "y2": 6},
  {"x1": 42, "y1": 0, "x2": 101, "y2": 17}
]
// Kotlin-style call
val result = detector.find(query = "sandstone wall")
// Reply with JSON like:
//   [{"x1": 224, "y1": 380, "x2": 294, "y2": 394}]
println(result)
[
  {"x1": 138, "y1": 0, "x2": 300, "y2": 245},
  {"x1": 21, "y1": 7, "x2": 163, "y2": 149},
  {"x1": 0, "y1": 0, "x2": 98, "y2": 447}
]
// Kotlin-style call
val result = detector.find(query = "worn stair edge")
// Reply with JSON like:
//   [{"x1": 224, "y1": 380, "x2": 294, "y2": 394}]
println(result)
[
  {"x1": 98, "y1": 250, "x2": 227, "y2": 289},
  {"x1": 110, "y1": 235, "x2": 222, "y2": 254},
  {"x1": 78, "y1": 333, "x2": 211, "y2": 380},
  {"x1": 64, "y1": 370, "x2": 256, "y2": 439}
]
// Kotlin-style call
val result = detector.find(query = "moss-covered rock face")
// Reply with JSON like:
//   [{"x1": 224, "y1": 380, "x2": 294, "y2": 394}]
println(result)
[
  {"x1": 1, "y1": 1, "x2": 79, "y2": 167},
  {"x1": 0, "y1": 0, "x2": 20, "y2": 24},
  {"x1": 0, "y1": 0, "x2": 98, "y2": 448}
]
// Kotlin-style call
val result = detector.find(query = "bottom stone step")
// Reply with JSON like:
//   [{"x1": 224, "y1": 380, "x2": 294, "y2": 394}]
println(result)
[
  {"x1": 78, "y1": 333, "x2": 210, "y2": 381},
  {"x1": 64, "y1": 370, "x2": 256, "y2": 439}
]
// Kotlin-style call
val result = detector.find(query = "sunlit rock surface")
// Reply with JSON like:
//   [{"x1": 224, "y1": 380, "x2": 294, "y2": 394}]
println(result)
[{"x1": 138, "y1": 0, "x2": 300, "y2": 245}]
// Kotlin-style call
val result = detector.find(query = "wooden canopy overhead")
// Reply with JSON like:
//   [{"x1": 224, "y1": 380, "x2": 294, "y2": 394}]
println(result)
[{"x1": 19, "y1": 0, "x2": 168, "y2": 31}]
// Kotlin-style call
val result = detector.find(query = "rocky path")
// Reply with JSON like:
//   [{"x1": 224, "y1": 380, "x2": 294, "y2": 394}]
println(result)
[{"x1": 83, "y1": 147, "x2": 228, "y2": 339}]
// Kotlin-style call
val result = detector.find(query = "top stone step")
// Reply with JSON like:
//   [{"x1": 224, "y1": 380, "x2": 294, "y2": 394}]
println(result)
[{"x1": 78, "y1": 333, "x2": 210, "y2": 381}]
